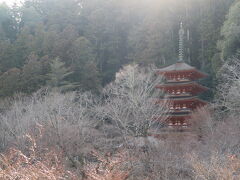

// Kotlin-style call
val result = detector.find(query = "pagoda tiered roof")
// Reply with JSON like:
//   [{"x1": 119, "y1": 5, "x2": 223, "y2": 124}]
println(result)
[
  {"x1": 157, "y1": 62, "x2": 195, "y2": 72},
  {"x1": 168, "y1": 97, "x2": 207, "y2": 106},
  {"x1": 156, "y1": 62, "x2": 208, "y2": 80},
  {"x1": 156, "y1": 82, "x2": 209, "y2": 96},
  {"x1": 156, "y1": 97, "x2": 207, "y2": 110}
]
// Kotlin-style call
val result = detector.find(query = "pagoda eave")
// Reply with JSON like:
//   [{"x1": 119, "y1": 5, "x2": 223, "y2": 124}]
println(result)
[
  {"x1": 156, "y1": 97, "x2": 208, "y2": 110},
  {"x1": 156, "y1": 82, "x2": 208, "y2": 89},
  {"x1": 154, "y1": 114, "x2": 191, "y2": 122},
  {"x1": 157, "y1": 70, "x2": 207, "y2": 80},
  {"x1": 156, "y1": 82, "x2": 209, "y2": 96},
  {"x1": 156, "y1": 97, "x2": 208, "y2": 104}
]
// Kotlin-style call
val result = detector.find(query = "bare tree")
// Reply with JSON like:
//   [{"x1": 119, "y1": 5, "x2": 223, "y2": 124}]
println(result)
[
  {"x1": 186, "y1": 58, "x2": 240, "y2": 180},
  {"x1": 96, "y1": 64, "x2": 169, "y2": 138},
  {"x1": 189, "y1": 151, "x2": 240, "y2": 180},
  {"x1": 216, "y1": 57, "x2": 240, "y2": 116},
  {"x1": 92, "y1": 65, "x2": 175, "y2": 180},
  {"x1": 209, "y1": 58, "x2": 240, "y2": 154}
]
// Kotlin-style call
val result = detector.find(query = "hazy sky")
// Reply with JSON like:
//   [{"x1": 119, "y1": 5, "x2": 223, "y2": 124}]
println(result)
[{"x1": 0, "y1": 0, "x2": 23, "y2": 6}]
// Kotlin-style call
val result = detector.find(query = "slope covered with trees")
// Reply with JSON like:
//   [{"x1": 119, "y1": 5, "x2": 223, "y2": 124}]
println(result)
[
  {"x1": 1, "y1": 1, "x2": 240, "y2": 179},
  {"x1": 0, "y1": 0, "x2": 238, "y2": 97}
]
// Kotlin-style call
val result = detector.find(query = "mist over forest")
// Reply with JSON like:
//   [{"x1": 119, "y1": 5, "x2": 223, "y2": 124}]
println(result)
[
  {"x1": 0, "y1": 0, "x2": 240, "y2": 179},
  {"x1": 0, "y1": 0, "x2": 237, "y2": 96}
]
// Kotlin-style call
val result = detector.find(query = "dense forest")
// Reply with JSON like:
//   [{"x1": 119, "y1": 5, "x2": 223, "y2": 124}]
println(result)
[
  {"x1": 1, "y1": 0, "x2": 240, "y2": 179},
  {"x1": 0, "y1": 0, "x2": 238, "y2": 97}
]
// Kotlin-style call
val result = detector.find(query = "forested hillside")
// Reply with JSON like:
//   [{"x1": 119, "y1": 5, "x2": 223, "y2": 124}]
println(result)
[
  {"x1": 0, "y1": 0, "x2": 237, "y2": 97},
  {"x1": 1, "y1": 0, "x2": 240, "y2": 180}
]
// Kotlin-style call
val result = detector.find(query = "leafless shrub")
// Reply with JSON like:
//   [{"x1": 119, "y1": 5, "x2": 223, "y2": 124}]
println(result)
[
  {"x1": 189, "y1": 152, "x2": 240, "y2": 180},
  {"x1": 205, "y1": 58, "x2": 240, "y2": 155},
  {"x1": 0, "y1": 89, "x2": 98, "y2": 172},
  {"x1": 202, "y1": 114, "x2": 240, "y2": 156},
  {"x1": 122, "y1": 136, "x2": 195, "y2": 180},
  {"x1": 191, "y1": 107, "x2": 214, "y2": 141},
  {"x1": 216, "y1": 57, "x2": 240, "y2": 117},
  {"x1": 0, "y1": 129, "x2": 78, "y2": 180},
  {"x1": 84, "y1": 150, "x2": 130, "y2": 180}
]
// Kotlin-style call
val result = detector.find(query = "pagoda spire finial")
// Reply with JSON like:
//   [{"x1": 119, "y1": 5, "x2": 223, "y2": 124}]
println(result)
[{"x1": 178, "y1": 22, "x2": 185, "y2": 62}]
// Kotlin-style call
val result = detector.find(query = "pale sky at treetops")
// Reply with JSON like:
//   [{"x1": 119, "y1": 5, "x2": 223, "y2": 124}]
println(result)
[{"x1": 0, "y1": 0, "x2": 23, "y2": 6}]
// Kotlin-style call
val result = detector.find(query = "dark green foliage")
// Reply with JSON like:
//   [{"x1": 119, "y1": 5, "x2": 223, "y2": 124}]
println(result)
[
  {"x1": 20, "y1": 54, "x2": 47, "y2": 93},
  {"x1": 0, "y1": 68, "x2": 21, "y2": 97},
  {"x1": 47, "y1": 57, "x2": 77, "y2": 92},
  {"x1": 218, "y1": 0, "x2": 240, "y2": 61},
  {"x1": 0, "y1": 0, "x2": 238, "y2": 97},
  {"x1": 0, "y1": 53, "x2": 47, "y2": 97}
]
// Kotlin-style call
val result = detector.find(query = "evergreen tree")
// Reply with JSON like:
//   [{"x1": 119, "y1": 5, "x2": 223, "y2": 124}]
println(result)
[
  {"x1": 47, "y1": 58, "x2": 77, "y2": 91},
  {"x1": 67, "y1": 37, "x2": 101, "y2": 91},
  {"x1": 20, "y1": 54, "x2": 47, "y2": 94},
  {"x1": 218, "y1": 0, "x2": 240, "y2": 61},
  {"x1": 0, "y1": 68, "x2": 21, "y2": 97}
]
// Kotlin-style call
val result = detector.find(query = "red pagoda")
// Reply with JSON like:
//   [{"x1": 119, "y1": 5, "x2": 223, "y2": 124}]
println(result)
[{"x1": 156, "y1": 23, "x2": 208, "y2": 130}]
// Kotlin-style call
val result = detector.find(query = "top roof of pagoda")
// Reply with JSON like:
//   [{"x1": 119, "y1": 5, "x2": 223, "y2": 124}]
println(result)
[
  {"x1": 156, "y1": 62, "x2": 208, "y2": 80},
  {"x1": 158, "y1": 62, "x2": 196, "y2": 72}
]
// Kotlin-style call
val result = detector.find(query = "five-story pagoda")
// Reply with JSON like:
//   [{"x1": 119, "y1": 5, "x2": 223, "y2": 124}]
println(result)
[{"x1": 156, "y1": 23, "x2": 208, "y2": 130}]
